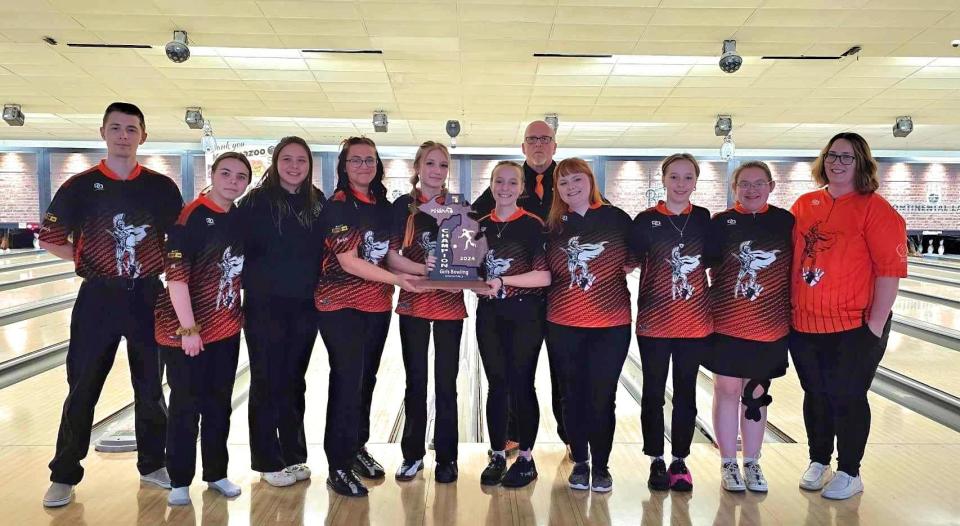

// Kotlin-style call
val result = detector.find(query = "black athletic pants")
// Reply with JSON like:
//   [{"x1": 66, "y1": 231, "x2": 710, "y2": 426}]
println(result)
[
  {"x1": 49, "y1": 278, "x2": 167, "y2": 485},
  {"x1": 399, "y1": 315, "x2": 463, "y2": 464},
  {"x1": 637, "y1": 336, "x2": 708, "y2": 459},
  {"x1": 548, "y1": 323, "x2": 630, "y2": 470},
  {"x1": 163, "y1": 335, "x2": 240, "y2": 488},
  {"x1": 790, "y1": 316, "x2": 891, "y2": 477},
  {"x1": 245, "y1": 293, "x2": 318, "y2": 472},
  {"x1": 509, "y1": 306, "x2": 566, "y2": 445},
  {"x1": 317, "y1": 308, "x2": 391, "y2": 471},
  {"x1": 477, "y1": 297, "x2": 543, "y2": 452}
]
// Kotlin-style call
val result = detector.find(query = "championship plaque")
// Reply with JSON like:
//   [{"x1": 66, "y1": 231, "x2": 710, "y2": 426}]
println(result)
[{"x1": 418, "y1": 194, "x2": 490, "y2": 290}]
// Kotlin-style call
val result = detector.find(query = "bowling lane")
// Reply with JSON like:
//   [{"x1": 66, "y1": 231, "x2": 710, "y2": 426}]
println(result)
[
  {"x1": 899, "y1": 278, "x2": 960, "y2": 305},
  {"x1": 0, "y1": 276, "x2": 81, "y2": 311},
  {"x1": 894, "y1": 296, "x2": 960, "y2": 332},
  {"x1": 0, "y1": 261, "x2": 75, "y2": 286},
  {"x1": 0, "y1": 252, "x2": 56, "y2": 270},
  {"x1": 0, "y1": 309, "x2": 71, "y2": 364},
  {"x1": 910, "y1": 256, "x2": 960, "y2": 270},
  {"x1": 911, "y1": 266, "x2": 960, "y2": 284},
  {"x1": 881, "y1": 332, "x2": 960, "y2": 398}
]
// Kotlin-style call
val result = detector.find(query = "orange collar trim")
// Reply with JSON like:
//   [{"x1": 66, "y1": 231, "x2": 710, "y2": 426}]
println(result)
[
  {"x1": 655, "y1": 200, "x2": 692, "y2": 216},
  {"x1": 351, "y1": 187, "x2": 376, "y2": 204},
  {"x1": 99, "y1": 160, "x2": 142, "y2": 181},
  {"x1": 198, "y1": 194, "x2": 227, "y2": 214},
  {"x1": 491, "y1": 207, "x2": 526, "y2": 223},
  {"x1": 734, "y1": 201, "x2": 768, "y2": 214}
]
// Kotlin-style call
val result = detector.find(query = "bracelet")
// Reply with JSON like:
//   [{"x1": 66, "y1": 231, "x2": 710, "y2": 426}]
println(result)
[{"x1": 175, "y1": 324, "x2": 202, "y2": 337}]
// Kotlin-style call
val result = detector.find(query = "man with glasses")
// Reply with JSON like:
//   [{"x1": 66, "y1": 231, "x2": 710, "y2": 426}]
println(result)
[{"x1": 473, "y1": 120, "x2": 570, "y2": 458}]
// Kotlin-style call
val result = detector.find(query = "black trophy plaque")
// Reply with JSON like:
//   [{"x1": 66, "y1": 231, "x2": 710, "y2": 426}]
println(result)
[{"x1": 417, "y1": 194, "x2": 490, "y2": 290}]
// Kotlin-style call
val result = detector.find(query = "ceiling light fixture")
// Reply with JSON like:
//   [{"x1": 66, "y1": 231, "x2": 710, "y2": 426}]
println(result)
[
  {"x1": 545, "y1": 113, "x2": 559, "y2": 131},
  {"x1": 893, "y1": 116, "x2": 913, "y2": 138},
  {"x1": 373, "y1": 110, "x2": 388, "y2": 133},
  {"x1": 2, "y1": 104, "x2": 24, "y2": 126},
  {"x1": 184, "y1": 107, "x2": 204, "y2": 129},
  {"x1": 165, "y1": 30, "x2": 190, "y2": 63},
  {"x1": 445, "y1": 120, "x2": 461, "y2": 148},
  {"x1": 719, "y1": 40, "x2": 742, "y2": 73},
  {"x1": 715, "y1": 115, "x2": 732, "y2": 136}
]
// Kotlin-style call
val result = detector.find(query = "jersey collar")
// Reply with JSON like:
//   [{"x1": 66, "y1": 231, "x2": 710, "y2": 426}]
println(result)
[
  {"x1": 734, "y1": 201, "x2": 769, "y2": 214},
  {"x1": 99, "y1": 160, "x2": 142, "y2": 181},
  {"x1": 655, "y1": 200, "x2": 692, "y2": 216},
  {"x1": 491, "y1": 207, "x2": 526, "y2": 223}
]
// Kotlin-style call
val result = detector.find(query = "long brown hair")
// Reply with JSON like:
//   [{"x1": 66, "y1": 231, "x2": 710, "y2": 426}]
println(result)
[
  {"x1": 546, "y1": 158, "x2": 603, "y2": 232},
  {"x1": 244, "y1": 136, "x2": 322, "y2": 232},
  {"x1": 811, "y1": 132, "x2": 879, "y2": 194},
  {"x1": 335, "y1": 136, "x2": 387, "y2": 203},
  {"x1": 402, "y1": 141, "x2": 450, "y2": 248},
  {"x1": 660, "y1": 153, "x2": 700, "y2": 182}
]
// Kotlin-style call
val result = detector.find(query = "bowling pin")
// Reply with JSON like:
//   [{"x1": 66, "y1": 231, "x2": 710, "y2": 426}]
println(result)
[
  {"x1": 927, "y1": 239, "x2": 935, "y2": 254},
  {"x1": 939, "y1": 239, "x2": 945, "y2": 255}
]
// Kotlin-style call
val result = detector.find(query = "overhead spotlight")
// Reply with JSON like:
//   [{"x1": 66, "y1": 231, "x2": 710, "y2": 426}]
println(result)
[
  {"x1": 893, "y1": 116, "x2": 913, "y2": 138},
  {"x1": 372, "y1": 110, "x2": 388, "y2": 133},
  {"x1": 719, "y1": 39, "x2": 742, "y2": 74},
  {"x1": 720, "y1": 134, "x2": 736, "y2": 161},
  {"x1": 544, "y1": 113, "x2": 559, "y2": 131},
  {"x1": 715, "y1": 114, "x2": 733, "y2": 136},
  {"x1": 165, "y1": 30, "x2": 190, "y2": 63},
  {"x1": 184, "y1": 107, "x2": 204, "y2": 129},
  {"x1": 200, "y1": 121, "x2": 217, "y2": 153},
  {"x1": 2, "y1": 104, "x2": 24, "y2": 126},
  {"x1": 446, "y1": 120, "x2": 461, "y2": 148}
]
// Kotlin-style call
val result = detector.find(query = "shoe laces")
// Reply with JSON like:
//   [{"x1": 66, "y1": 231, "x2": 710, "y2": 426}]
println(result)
[
  {"x1": 722, "y1": 462, "x2": 742, "y2": 484},
  {"x1": 745, "y1": 462, "x2": 765, "y2": 482},
  {"x1": 357, "y1": 448, "x2": 377, "y2": 467},
  {"x1": 670, "y1": 459, "x2": 688, "y2": 475}
]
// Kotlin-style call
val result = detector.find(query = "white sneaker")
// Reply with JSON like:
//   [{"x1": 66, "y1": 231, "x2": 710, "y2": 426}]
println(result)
[
  {"x1": 168, "y1": 486, "x2": 191, "y2": 506},
  {"x1": 720, "y1": 462, "x2": 746, "y2": 492},
  {"x1": 821, "y1": 471, "x2": 863, "y2": 500},
  {"x1": 743, "y1": 462, "x2": 768, "y2": 492},
  {"x1": 207, "y1": 478, "x2": 242, "y2": 498},
  {"x1": 800, "y1": 462, "x2": 833, "y2": 491},
  {"x1": 287, "y1": 463, "x2": 312, "y2": 481},
  {"x1": 261, "y1": 469, "x2": 297, "y2": 487},
  {"x1": 140, "y1": 467, "x2": 172, "y2": 489},
  {"x1": 42, "y1": 482, "x2": 74, "y2": 507}
]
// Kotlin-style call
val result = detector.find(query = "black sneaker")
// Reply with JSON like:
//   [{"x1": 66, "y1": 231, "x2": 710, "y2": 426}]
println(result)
[
  {"x1": 502, "y1": 457, "x2": 538, "y2": 488},
  {"x1": 353, "y1": 448, "x2": 385, "y2": 479},
  {"x1": 568, "y1": 461, "x2": 590, "y2": 490},
  {"x1": 591, "y1": 466, "x2": 613, "y2": 492},
  {"x1": 648, "y1": 459, "x2": 669, "y2": 491},
  {"x1": 480, "y1": 455, "x2": 507, "y2": 486},
  {"x1": 435, "y1": 461, "x2": 458, "y2": 483},
  {"x1": 395, "y1": 458, "x2": 424, "y2": 482},
  {"x1": 327, "y1": 469, "x2": 368, "y2": 497},
  {"x1": 669, "y1": 458, "x2": 693, "y2": 492}
]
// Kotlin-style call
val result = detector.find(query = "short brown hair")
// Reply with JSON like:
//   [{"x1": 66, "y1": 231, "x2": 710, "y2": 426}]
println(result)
[
  {"x1": 731, "y1": 160, "x2": 773, "y2": 191},
  {"x1": 489, "y1": 160, "x2": 524, "y2": 192},
  {"x1": 660, "y1": 153, "x2": 700, "y2": 181},
  {"x1": 811, "y1": 132, "x2": 879, "y2": 194}
]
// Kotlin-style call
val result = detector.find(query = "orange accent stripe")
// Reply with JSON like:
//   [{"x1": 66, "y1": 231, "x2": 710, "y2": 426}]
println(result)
[
  {"x1": 351, "y1": 187, "x2": 375, "y2": 204},
  {"x1": 655, "y1": 200, "x2": 693, "y2": 216},
  {"x1": 98, "y1": 160, "x2": 142, "y2": 181}
]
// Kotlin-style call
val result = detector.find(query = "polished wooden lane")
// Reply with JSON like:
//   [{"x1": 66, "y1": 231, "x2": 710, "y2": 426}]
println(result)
[
  {"x1": 0, "y1": 261, "x2": 75, "y2": 286},
  {"x1": 0, "y1": 276, "x2": 81, "y2": 311},
  {"x1": 910, "y1": 256, "x2": 960, "y2": 270},
  {"x1": 899, "y1": 278, "x2": 960, "y2": 305},
  {"x1": 0, "y1": 252, "x2": 56, "y2": 270},
  {"x1": 0, "y1": 309, "x2": 71, "y2": 364},
  {"x1": 7, "y1": 443, "x2": 959, "y2": 525},
  {"x1": 893, "y1": 296, "x2": 960, "y2": 332},
  {"x1": 910, "y1": 266, "x2": 960, "y2": 284},
  {"x1": 880, "y1": 332, "x2": 960, "y2": 397}
]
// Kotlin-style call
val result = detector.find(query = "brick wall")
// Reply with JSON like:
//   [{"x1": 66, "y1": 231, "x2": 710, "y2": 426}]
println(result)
[
  {"x1": 49, "y1": 152, "x2": 183, "y2": 197},
  {"x1": 381, "y1": 158, "x2": 461, "y2": 202},
  {"x1": 0, "y1": 152, "x2": 39, "y2": 223},
  {"x1": 606, "y1": 159, "x2": 728, "y2": 219}
]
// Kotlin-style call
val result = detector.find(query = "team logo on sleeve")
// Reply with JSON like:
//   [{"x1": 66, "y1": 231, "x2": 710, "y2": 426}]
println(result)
[
  {"x1": 483, "y1": 250, "x2": 513, "y2": 299},
  {"x1": 563, "y1": 237, "x2": 607, "y2": 291},
  {"x1": 666, "y1": 244, "x2": 701, "y2": 300},
  {"x1": 732, "y1": 240, "x2": 779, "y2": 301},
  {"x1": 361, "y1": 231, "x2": 388, "y2": 265},
  {"x1": 216, "y1": 246, "x2": 245, "y2": 310},
  {"x1": 800, "y1": 221, "x2": 836, "y2": 287},
  {"x1": 106, "y1": 213, "x2": 149, "y2": 278}
]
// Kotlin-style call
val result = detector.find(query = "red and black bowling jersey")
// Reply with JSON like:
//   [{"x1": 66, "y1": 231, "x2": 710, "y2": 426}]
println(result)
[
  {"x1": 477, "y1": 208, "x2": 548, "y2": 301},
  {"x1": 707, "y1": 203, "x2": 794, "y2": 342},
  {"x1": 155, "y1": 195, "x2": 245, "y2": 345},
  {"x1": 631, "y1": 202, "x2": 712, "y2": 339},
  {"x1": 39, "y1": 161, "x2": 182, "y2": 279},
  {"x1": 315, "y1": 189, "x2": 395, "y2": 313},
  {"x1": 545, "y1": 203, "x2": 635, "y2": 328},
  {"x1": 392, "y1": 193, "x2": 466, "y2": 320}
]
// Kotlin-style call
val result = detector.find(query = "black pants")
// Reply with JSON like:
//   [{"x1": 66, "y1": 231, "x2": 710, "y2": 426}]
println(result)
[
  {"x1": 399, "y1": 315, "x2": 463, "y2": 463},
  {"x1": 49, "y1": 278, "x2": 167, "y2": 485},
  {"x1": 790, "y1": 317, "x2": 890, "y2": 477},
  {"x1": 245, "y1": 293, "x2": 318, "y2": 472},
  {"x1": 163, "y1": 335, "x2": 240, "y2": 488},
  {"x1": 638, "y1": 336, "x2": 708, "y2": 459},
  {"x1": 548, "y1": 323, "x2": 630, "y2": 470},
  {"x1": 477, "y1": 297, "x2": 543, "y2": 452},
  {"x1": 317, "y1": 308, "x2": 391, "y2": 471},
  {"x1": 509, "y1": 307, "x2": 566, "y2": 444}
]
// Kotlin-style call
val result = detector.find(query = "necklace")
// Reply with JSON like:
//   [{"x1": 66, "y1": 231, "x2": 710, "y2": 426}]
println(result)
[
  {"x1": 666, "y1": 210, "x2": 691, "y2": 243},
  {"x1": 494, "y1": 220, "x2": 510, "y2": 239}
]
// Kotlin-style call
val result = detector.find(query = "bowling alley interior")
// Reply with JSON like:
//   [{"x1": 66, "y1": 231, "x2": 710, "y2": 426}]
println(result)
[{"x1": 1, "y1": 1, "x2": 960, "y2": 524}]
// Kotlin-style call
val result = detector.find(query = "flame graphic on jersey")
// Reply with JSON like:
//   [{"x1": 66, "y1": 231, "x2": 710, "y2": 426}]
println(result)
[
  {"x1": 563, "y1": 237, "x2": 607, "y2": 291},
  {"x1": 106, "y1": 213, "x2": 149, "y2": 278},
  {"x1": 799, "y1": 221, "x2": 836, "y2": 287},
  {"x1": 483, "y1": 250, "x2": 513, "y2": 299},
  {"x1": 361, "y1": 230, "x2": 388, "y2": 265},
  {"x1": 666, "y1": 244, "x2": 701, "y2": 300},
  {"x1": 216, "y1": 246, "x2": 244, "y2": 310},
  {"x1": 732, "y1": 240, "x2": 779, "y2": 301}
]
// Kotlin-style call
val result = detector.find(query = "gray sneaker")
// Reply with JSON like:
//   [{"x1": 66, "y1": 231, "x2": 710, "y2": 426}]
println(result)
[
  {"x1": 140, "y1": 467, "x2": 172, "y2": 489},
  {"x1": 43, "y1": 482, "x2": 74, "y2": 507}
]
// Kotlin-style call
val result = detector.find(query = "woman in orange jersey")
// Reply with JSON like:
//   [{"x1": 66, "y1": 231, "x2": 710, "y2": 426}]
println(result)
[
  {"x1": 789, "y1": 133, "x2": 906, "y2": 500},
  {"x1": 315, "y1": 137, "x2": 422, "y2": 497},
  {"x1": 630, "y1": 153, "x2": 712, "y2": 493},
  {"x1": 475, "y1": 161, "x2": 551, "y2": 488},
  {"x1": 387, "y1": 141, "x2": 463, "y2": 484},
  {"x1": 544, "y1": 158, "x2": 635, "y2": 493},
  {"x1": 704, "y1": 161, "x2": 794, "y2": 493},
  {"x1": 155, "y1": 152, "x2": 252, "y2": 506}
]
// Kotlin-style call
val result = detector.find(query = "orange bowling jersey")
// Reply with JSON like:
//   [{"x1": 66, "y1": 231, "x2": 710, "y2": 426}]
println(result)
[{"x1": 790, "y1": 188, "x2": 907, "y2": 333}]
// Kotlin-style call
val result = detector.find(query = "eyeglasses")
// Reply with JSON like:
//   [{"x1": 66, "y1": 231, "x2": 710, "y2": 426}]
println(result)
[
  {"x1": 524, "y1": 136, "x2": 554, "y2": 145},
  {"x1": 824, "y1": 152, "x2": 856, "y2": 165},
  {"x1": 736, "y1": 180, "x2": 771, "y2": 190},
  {"x1": 347, "y1": 157, "x2": 377, "y2": 168}
]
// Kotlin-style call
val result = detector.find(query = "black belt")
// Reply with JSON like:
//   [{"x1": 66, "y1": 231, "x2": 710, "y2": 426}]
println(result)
[{"x1": 83, "y1": 275, "x2": 158, "y2": 291}]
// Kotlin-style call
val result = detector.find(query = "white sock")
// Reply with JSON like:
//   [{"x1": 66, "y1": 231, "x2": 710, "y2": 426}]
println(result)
[
  {"x1": 208, "y1": 478, "x2": 241, "y2": 498},
  {"x1": 672, "y1": 455, "x2": 685, "y2": 464},
  {"x1": 721, "y1": 457, "x2": 737, "y2": 465},
  {"x1": 168, "y1": 486, "x2": 190, "y2": 506},
  {"x1": 650, "y1": 456, "x2": 663, "y2": 463},
  {"x1": 492, "y1": 450, "x2": 506, "y2": 459},
  {"x1": 743, "y1": 457, "x2": 758, "y2": 466}
]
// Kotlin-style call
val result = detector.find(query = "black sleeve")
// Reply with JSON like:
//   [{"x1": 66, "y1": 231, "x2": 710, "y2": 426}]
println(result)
[
  {"x1": 703, "y1": 214, "x2": 725, "y2": 269},
  {"x1": 471, "y1": 187, "x2": 495, "y2": 219},
  {"x1": 629, "y1": 212, "x2": 650, "y2": 256},
  {"x1": 39, "y1": 176, "x2": 81, "y2": 245},
  {"x1": 391, "y1": 196, "x2": 411, "y2": 248},
  {"x1": 156, "y1": 177, "x2": 185, "y2": 233}
]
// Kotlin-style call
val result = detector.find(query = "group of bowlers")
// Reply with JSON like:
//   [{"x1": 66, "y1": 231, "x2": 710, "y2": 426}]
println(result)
[{"x1": 38, "y1": 102, "x2": 906, "y2": 508}]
